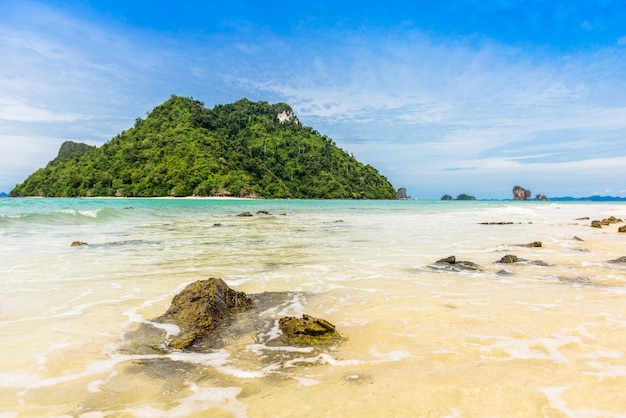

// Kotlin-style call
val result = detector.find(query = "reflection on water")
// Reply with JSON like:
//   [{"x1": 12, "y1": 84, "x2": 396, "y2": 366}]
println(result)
[{"x1": 1, "y1": 200, "x2": 625, "y2": 417}]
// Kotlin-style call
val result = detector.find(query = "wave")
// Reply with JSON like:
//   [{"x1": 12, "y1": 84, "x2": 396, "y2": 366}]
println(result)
[{"x1": 0, "y1": 207, "x2": 130, "y2": 226}]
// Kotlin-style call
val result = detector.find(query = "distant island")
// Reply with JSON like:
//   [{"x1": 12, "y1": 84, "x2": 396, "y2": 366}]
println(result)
[
  {"x1": 0, "y1": 192, "x2": 7, "y2": 198},
  {"x1": 11, "y1": 96, "x2": 397, "y2": 199},
  {"x1": 441, "y1": 193, "x2": 476, "y2": 201},
  {"x1": 548, "y1": 196, "x2": 626, "y2": 202}
]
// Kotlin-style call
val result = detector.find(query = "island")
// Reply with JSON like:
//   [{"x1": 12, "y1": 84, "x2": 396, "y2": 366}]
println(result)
[{"x1": 11, "y1": 96, "x2": 397, "y2": 199}]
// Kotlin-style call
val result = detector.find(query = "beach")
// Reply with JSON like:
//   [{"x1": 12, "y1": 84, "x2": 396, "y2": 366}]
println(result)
[{"x1": 1, "y1": 198, "x2": 625, "y2": 417}]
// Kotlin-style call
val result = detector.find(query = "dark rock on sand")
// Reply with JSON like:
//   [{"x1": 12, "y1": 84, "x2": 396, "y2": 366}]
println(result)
[
  {"x1": 278, "y1": 314, "x2": 341, "y2": 345},
  {"x1": 71, "y1": 241, "x2": 88, "y2": 247},
  {"x1": 256, "y1": 210, "x2": 271, "y2": 215},
  {"x1": 479, "y1": 221, "x2": 515, "y2": 225},
  {"x1": 591, "y1": 220, "x2": 602, "y2": 228},
  {"x1": 618, "y1": 225, "x2": 626, "y2": 233},
  {"x1": 154, "y1": 278, "x2": 253, "y2": 350},
  {"x1": 572, "y1": 236, "x2": 584, "y2": 241},
  {"x1": 558, "y1": 276, "x2": 595, "y2": 286},
  {"x1": 496, "y1": 255, "x2": 519, "y2": 263},
  {"x1": 431, "y1": 256, "x2": 481, "y2": 271},
  {"x1": 607, "y1": 256, "x2": 626, "y2": 264},
  {"x1": 237, "y1": 211, "x2": 253, "y2": 217},
  {"x1": 495, "y1": 254, "x2": 550, "y2": 266},
  {"x1": 513, "y1": 241, "x2": 543, "y2": 248}
]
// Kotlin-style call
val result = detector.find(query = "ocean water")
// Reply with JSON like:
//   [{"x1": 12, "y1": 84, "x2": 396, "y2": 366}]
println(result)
[{"x1": 1, "y1": 198, "x2": 625, "y2": 417}]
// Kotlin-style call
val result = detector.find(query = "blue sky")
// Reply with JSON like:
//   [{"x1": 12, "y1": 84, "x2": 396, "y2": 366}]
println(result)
[{"x1": 1, "y1": 0, "x2": 626, "y2": 198}]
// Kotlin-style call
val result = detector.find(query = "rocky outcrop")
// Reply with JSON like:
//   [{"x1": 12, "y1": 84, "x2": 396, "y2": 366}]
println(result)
[
  {"x1": 397, "y1": 188, "x2": 408, "y2": 199},
  {"x1": 607, "y1": 256, "x2": 626, "y2": 264},
  {"x1": 278, "y1": 314, "x2": 341, "y2": 345},
  {"x1": 430, "y1": 256, "x2": 481, "y2": 271},
  {"x1": 154, "y1": 278, "x2": 253, "y2": 350},
  {"x1": 512, "y1": 186, "x2": 531, "y2": 200},
  {"x1": 535, "y1": 194, "x2": 548, "y2": 201}
]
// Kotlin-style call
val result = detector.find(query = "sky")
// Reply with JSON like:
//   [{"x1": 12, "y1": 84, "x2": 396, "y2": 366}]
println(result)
[{"x1": 1, "y1": 1, "x2": 626, "y2": 199}]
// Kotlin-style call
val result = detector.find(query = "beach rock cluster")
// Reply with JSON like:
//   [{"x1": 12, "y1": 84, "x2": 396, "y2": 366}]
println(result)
[
  {"x1": 591, "y1": 216, "x2": 622, "y2": 228},
  {"x1": 143, "y1": 278, "x2": 340, "y2": 351}
]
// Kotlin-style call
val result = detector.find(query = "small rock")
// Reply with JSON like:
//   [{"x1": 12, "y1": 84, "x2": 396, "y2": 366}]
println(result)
[
  {"x1": 591, "y1": 220, "x2": 602, "y2": 228},
  {"x1": 572, "y1": 236, "x2": 584, "y2": 241},
  {"x1": 607, "y1": 256, "x2": 626, "y2": 264},
  {"x1": 278, "y1": 314, "x2": 341, "y2": 345},
  {"x1": 618, "y1": 226, "x2": 626, "y2": 233},
  {"x1": 236, "y1": 212, "x2": 253, "y2": 217},
  {"x1": 71, "y1": 241, "x2": 88, "y2": 247},
  {"x1": 431, "y1": 256, "x2": 482, "y2": 271},
  {"x1": 256, "y1": 210, "x2": 271, "y2": 215},
  {"x1": 496, "y1": 255, "x2": 519, "y2": 264}
]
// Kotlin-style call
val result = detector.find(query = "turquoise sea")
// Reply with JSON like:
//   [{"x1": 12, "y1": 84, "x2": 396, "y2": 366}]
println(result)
[{"x1": 1, "y1": 198, "x2": 625, "y2": 417}]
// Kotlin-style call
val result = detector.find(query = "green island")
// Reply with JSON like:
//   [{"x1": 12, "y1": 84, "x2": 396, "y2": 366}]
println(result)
[{"x1": 11, "y1": 96, "x2": 397, "y2": 199}]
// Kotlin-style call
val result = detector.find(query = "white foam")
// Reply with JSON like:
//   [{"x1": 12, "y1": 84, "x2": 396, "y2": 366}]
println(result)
[
  {"x1": 292, "y1": 376, "x2": 321, "y2": 386},
  {"x1": 284, "y1": 348, "x2": 410, "y2": 368},
  {"x1": 475, "y1": 332, "x2": 581, "y2": 363},
  {"x1": 540, "y1": 386, "x2": 626, "y2": 418},
  {"x1": 120, "y1": 384, "x2": 246, "y2": 418}
]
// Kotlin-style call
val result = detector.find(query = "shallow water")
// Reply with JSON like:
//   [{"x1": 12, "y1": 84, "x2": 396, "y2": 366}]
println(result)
[{"x1": 1, "y1": 198, "x2": 625, "y2": 417}]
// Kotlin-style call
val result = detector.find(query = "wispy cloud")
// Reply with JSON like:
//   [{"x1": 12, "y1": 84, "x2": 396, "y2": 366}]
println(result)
[{"x1": 1, "y1": 1, "x2": 626, "y2": 198}]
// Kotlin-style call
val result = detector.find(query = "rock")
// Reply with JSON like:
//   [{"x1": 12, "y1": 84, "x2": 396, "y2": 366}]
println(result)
[
  {"x1": 619, "y1": 226, "x2": 626, "y2": 233},
  {"x1": 591, "y1": 220, "x2": 602, "y2": 228},
  {"x1": 558, "y1": 276, "x2": 594, "y2": 286},
  {"x1": 535, "y1": 194, "x2": 548, "y2": 201},
  {"x1": 574, "y1": 217, "x2": 590, "y2": 220},
  {"x1": 607, "y1": 256, "x2": 626, "y2": 264},
  {"x1": 431, "y1": 255, "x2": 481, "y2": 271},
  {"x1": 512, "y1": 186, "x2": 531, "y2": 200},
  {"x1": 606, "y1": 216, "x2": 622, "y2": 224},
  {"x1": 278, "y1": 314, "x2": 341, "y2": 345},
  {"x1": 496, "y1": 255, "x2": 519, "y2": 264},
  {"x1": 510, "y1": 241, "x2": 543, "y2": 248},
  {"x1": 495, "y1": 254, "x2": 550, "y2": 266},
  {"x1": 212, "y1": 223, "x2": 222, "y2": 227},
  {"x1": 397, "y1": 188, "x2": 408, "y2": 199},
  {"x1": 479, "y1": 221, "x2": 515, "y2": 225},
  {"x1": 256, "y1": 210, "x2": 271, "y2": 215},
  {"x1": 154, "y1": 278, "x2": 253, "y2": 350},
  {"x1": 236, "y1": 212, "x2": 253, "y2": 217},
  {"x1": 71, "y1": 241, "x2": 88, "y2": 247},
  {"x1": 572, "y1": 236, "x2": 584, "y2": 241}
]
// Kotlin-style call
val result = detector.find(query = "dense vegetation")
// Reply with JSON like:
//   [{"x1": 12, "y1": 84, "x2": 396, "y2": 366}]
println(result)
[{"x1": 11, "y1": 96, "x2": 397, "y2": 199}]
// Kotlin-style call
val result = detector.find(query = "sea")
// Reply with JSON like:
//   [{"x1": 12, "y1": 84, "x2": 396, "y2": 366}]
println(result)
[{"x1": 1, "y1": 198, "x2": 625, "y2": 417}]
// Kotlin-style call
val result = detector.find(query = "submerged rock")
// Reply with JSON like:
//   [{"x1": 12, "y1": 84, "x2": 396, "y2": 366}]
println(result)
[
  {"x1": 71, "y1": 241, "x2": 88, "y2": 247},
  {"x1": 154, "y1": 278, "x2": 253, "y2": 350},
  {"x1": 431, "y1": 256, "x2": 481, "y2": 271},
  {"x1": 495, "y1": 254, "x2": 550, "y2": 266},
  {"x1": 236, "y1": 211, "x2": 253, "y2": 217},
  {"x1": 607, "y1": 256, "x2": 626, "y2": 264},
  {"x1": 278, "y1": 314, "x2": 342, "y2": 345},
  {"x1": 256, "y1": 210, "x2": 271, "y2": 215},
  {"x1": 496, "y1": 255, "x2": 519, "y2": 264}
]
